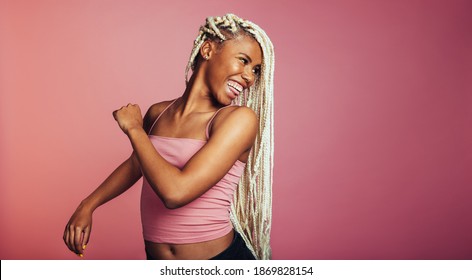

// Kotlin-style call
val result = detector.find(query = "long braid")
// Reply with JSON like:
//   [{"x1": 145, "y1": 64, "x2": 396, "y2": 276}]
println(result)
[{"x1": 186, "y1": 14, "x2": 275, "y2": 260}]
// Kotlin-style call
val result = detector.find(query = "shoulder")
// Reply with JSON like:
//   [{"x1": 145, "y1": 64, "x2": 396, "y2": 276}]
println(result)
[
  {"x1": 145, "y1": 100, "x2": 174, "y2": 119},
  {"x1": 209, "y1": 106, "x2": 258, "y2": 138},
  {"x1": 143, "y1": 99, "x2": 176, "y2": 133},
  {"x1": 215, "y1": 105, "x2": 257, "y2": 122}
]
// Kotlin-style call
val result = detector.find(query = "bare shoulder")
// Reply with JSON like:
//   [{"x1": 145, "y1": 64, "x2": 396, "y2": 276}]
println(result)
[
  {"x1": 216, "y1": 105, "x2": 257, "y2": 121},
  {"x1": 143, "y1": 100, "x2": 176, "y2": 134},
  {"x1": 209, "y1": 106, "x2": 258, "y2": 138},
  {"x1": 146, "y1": 100, "x2": 174, "y2": 118}
]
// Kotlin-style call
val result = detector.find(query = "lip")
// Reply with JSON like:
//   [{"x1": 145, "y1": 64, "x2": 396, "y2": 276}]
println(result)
[
  {"x1": 227, "y1": 79, "x2": 245, "y2": 99},
  {"x1": 229, "y1": 79, "x2": 245, "y2": 91},
  {"x1": 227, "y1": 84, "x2": 240, "y2": 99}
]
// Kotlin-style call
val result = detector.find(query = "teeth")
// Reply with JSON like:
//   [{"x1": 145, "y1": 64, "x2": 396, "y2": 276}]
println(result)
[{"x1": 228, "y1": 81, "x2": 243, "y2": 93}]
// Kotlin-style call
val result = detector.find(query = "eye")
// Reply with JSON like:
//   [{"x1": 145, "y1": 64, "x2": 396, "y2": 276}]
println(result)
[
  {"x1": 239, "y1": 57, "x2": 248, "y2": 64},
  {"x1": 252, "y1": 66, "x2": 261, "y2": 77}
]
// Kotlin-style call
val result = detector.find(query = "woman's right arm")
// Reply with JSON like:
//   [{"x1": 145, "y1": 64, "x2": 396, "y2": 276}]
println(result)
[
  {"x1": 63, "y1": 101, "x2": 167, "y2": 256},
  {"x1": 63, "y1": 152, "x2": 142, "y2": 256}
]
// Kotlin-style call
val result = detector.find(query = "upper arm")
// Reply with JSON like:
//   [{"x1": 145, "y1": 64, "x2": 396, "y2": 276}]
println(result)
[{"x1": 174, "y1": 106, "x2": 258, "y2": 206}]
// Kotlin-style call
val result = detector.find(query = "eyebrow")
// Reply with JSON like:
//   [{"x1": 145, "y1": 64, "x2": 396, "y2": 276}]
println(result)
[
  {"x1": 239, "y1": 52, "x2": 262, "y2": 67},
  {"x1": 239, "y1": 52, "x2": 253, "y2": 63}
]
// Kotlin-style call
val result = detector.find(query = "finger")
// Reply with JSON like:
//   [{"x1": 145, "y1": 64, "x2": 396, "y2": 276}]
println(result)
[
  {"x1": 64, "y1": 225, "x2": 72, "y2": 251},
  {"x1": 74, "y1": 226, "x2": 83, "y2": 254},
  {"x1": 69, "y1": 224, "x2": 76, "y2": 253},
  {"x1": 62, "y1": 225, "x2": 67, "y2": 244},
  {"x1": 83, "y1": 226, "x2": 91, "y2": 249}
]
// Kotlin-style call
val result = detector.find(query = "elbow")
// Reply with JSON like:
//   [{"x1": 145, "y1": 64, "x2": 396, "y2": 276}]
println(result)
[
  {"x1": 147, "y1": 182, "x2": 183, "y2": 209},
  {"x1": 161, "y1": 193, "x2": 186, "y2": 209},
  {"x1": 149, "y1": 176, "x2": 192, "y2": 209},
  {"x1": 163, "y1": 199, "x2": 180, "y2": 209}
]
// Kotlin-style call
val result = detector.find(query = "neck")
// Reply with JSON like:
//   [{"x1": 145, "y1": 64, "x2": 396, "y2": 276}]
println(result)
[{"x1": 177, "y1": 69, "x2": 222, "y2": 116}]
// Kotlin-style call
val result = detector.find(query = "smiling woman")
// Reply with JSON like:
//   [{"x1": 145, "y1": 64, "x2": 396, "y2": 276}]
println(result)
[{"x1": 63, "y1": 13, "x2": 275, "y2": 260}]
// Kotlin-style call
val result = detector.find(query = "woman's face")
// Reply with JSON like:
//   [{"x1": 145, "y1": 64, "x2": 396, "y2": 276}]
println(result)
[{"x1": 203, "y1": 35, "x2": 262, "y2": 105}]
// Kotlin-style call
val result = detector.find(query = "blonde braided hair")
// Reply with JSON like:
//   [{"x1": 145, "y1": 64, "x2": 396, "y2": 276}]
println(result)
[{"x1": 185, "y1": 14, "x2": 275, "y2": 260}]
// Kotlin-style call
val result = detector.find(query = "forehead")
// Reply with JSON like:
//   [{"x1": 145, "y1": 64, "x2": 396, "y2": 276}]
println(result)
[{"x1": 221, "y1": 36, "x2": 262, "y2": 64}]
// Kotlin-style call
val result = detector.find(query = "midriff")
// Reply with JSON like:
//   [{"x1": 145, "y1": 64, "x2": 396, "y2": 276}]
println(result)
[{"x1": 144, "y1": 229, "x2": 234, "y2": 260}]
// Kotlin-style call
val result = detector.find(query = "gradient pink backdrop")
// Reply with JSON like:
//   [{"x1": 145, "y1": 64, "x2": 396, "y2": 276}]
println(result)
[{"x1": 1, "y1": 0, "x2": 471, "y2": 260}]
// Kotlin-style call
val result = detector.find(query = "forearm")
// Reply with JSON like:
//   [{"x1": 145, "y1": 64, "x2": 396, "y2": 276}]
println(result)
[
  {"x1": 80, "y1": 154, "x2": 142, "y2": 211},
  {"x1": 126, "y1": 127, "x2": 188, "y2": 207}
]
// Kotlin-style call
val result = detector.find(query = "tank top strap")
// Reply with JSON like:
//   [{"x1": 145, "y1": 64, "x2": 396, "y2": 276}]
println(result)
[
  {"x1": 148, "y1": 99, "x2": 178, "y2": 135},
  {"x1": 205, "y1": 105, "x2": 240, "y2": 140}
]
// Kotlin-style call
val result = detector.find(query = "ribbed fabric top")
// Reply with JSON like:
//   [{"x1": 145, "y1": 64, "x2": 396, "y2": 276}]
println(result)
[{"x1": 140, "y1": 100, "x2": 246, "y2": 244}]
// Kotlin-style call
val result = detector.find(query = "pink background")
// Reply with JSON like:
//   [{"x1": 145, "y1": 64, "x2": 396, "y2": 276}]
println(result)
[{"x1": 1, "y1": 0, "x2": 471, "y2": 260}]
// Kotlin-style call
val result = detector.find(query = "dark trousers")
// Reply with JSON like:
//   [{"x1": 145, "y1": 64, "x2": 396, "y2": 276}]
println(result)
[{"x1": 209, "y1": 230, "x2": 256, "y2": 260}]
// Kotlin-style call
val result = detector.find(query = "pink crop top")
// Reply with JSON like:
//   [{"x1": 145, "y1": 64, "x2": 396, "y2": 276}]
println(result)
[{"x1": 140, "y1": 100, "x2": 246, "y2": 244}]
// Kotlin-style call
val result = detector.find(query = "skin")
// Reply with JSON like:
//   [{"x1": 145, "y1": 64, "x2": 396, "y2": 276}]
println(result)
[{"x1": 63, "y1": 34, "x2": 263, "y2": 259}]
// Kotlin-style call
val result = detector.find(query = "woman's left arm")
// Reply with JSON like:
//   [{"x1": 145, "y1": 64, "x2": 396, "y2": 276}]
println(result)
[{"x1": 113, "y1": 103, "x2": 257, "y2": 209}]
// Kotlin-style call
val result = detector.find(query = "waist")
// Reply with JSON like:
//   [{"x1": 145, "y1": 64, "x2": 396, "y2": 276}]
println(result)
[{"x1": 145, "y1": 229, "x2": 235, "y2": 260}]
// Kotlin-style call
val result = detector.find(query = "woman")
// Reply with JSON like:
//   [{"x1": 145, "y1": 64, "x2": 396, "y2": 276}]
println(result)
[{"x1": 63, "y1": 13, "x2": 274, "y2": 260}]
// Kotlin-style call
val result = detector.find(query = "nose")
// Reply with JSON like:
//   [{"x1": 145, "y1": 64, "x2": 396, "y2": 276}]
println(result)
[{"x1": 241, "y1": 67, "x2": 255, "y2": 88}]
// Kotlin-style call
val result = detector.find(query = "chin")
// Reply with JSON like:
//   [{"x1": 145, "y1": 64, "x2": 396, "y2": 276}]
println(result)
[
  {"x1": 220, "y1": 101, "x2": 232, "y2": 107},
  {"x1": 216, "y1": 95, "x2": 233, "y2": 106},
  {"x1": 225, "y1": 97, "x2": 236, "y2": 106}
]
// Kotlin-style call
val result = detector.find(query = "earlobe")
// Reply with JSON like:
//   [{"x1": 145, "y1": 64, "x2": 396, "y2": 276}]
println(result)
[{"x1": 200, "y1": 40, "x2": 214, "y2": 60}]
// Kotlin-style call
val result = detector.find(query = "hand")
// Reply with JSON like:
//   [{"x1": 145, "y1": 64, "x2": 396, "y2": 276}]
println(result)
[
  {"x1": 63, "y1": 204, "x2": 93, "y2": 257},
  {"x1": 112, "y1": 103, "x2": 143, "y2": 135}
]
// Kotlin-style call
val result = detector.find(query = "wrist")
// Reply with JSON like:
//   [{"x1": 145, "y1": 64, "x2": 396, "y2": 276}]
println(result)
[
  {"x1": 78, "y1": 198, "x2": 97, "y2": 213},
  {"x1": 126, "y1": 126, "x2": 145, "y2": 138}
]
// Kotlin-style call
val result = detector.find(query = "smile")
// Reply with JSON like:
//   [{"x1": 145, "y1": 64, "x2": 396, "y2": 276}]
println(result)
[{"x1": 227, "y1": 80, "x2": 243, "y2": 93}]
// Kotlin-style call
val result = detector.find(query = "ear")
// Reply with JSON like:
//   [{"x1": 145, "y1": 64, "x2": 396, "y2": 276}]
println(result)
[{"x1": 199, "y1": 40, "x2": 216, "y2": 60}]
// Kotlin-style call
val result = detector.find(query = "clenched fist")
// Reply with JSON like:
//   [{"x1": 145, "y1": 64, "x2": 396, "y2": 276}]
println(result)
[{"x1": 112, "y1": 103, "x2": 143, "y2": 135}]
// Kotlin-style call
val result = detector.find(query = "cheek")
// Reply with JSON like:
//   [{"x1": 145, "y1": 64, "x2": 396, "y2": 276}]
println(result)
[
  {"x1": 204, "y1": 64, "x2": 220, "y2": 84},
  {"x1": 205, "y1": 66, "x2": 226, "y2": 92},
  {"x1": 230, "y1": 61, "x2": 243, "y2": 72},
  {"x1": 206, "y1": 58, "x2": 242, "y2": 87}
]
